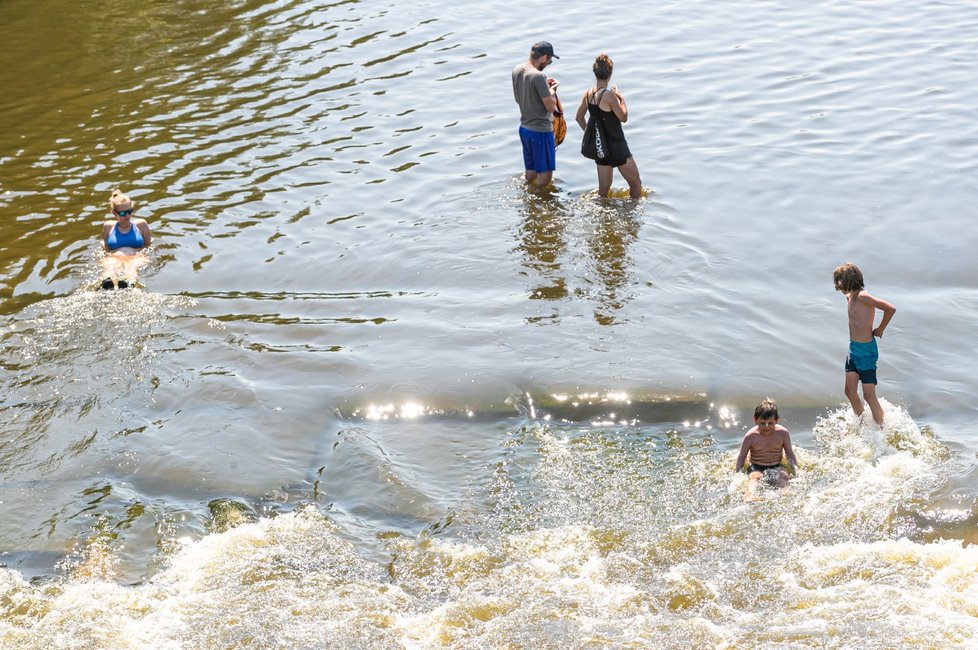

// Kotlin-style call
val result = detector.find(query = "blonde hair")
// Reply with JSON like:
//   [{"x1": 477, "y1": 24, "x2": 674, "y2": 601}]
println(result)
[{"x1": 109, "y1": 188, "x2": 133, "y2": 211}]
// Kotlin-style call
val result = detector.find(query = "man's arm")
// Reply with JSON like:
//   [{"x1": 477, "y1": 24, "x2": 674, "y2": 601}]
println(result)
[
  {"x1": 533, "y1": 75, "x2": 557, "y2": 114},
  {"x1": 541, "y1": 93, "x2": 557, "y2": 114}
]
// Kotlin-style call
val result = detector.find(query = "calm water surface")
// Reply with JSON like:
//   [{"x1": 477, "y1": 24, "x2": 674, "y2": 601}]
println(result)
[{"x1": 3, "y1": 0, "x2": 978, "y2": 647}]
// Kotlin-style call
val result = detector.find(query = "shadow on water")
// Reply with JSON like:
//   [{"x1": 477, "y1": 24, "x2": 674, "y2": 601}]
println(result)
[
  {"x1": 514, "y1": 182, "x2": 648, "y2": 327},
  {"x1": 515, "y1": 187, "x2": 569, "y2": 307},
  {"x1": 578, "y1": 197, "x2": 643, "y2": 325}
]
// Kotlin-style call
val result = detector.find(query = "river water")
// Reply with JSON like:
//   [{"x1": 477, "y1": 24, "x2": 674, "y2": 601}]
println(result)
[{"x1": 2, "y1": 0, "x2": 978, "y2": 647}]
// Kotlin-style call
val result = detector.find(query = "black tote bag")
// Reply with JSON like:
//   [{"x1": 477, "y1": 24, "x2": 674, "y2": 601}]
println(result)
[{"x1": 581, "y1": 113, "x2": 609, "y2": 162}]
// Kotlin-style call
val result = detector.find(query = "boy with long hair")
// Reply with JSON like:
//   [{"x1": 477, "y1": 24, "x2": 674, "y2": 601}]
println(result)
[{"x1": 833, "y1": 263, "x2": 896, "y2": 426}]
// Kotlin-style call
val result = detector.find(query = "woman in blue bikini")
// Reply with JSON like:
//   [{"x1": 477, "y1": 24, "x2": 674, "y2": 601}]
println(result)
[{"x1": 100, "y1": 188, "x2": 152, "y2": 289}]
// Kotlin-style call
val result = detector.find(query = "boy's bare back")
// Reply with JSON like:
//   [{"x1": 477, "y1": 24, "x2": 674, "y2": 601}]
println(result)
[{"x1": 847, "y1": 290, "x2": 894, "y2": 342}]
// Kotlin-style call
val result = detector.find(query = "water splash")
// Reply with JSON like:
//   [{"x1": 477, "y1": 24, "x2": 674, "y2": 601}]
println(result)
[
  {"x1": 814, "y1": 399, "x2": 949, "y2": 465},
  {"x1": 1, "y1": 408, "x2": 973, "y2": 648}
]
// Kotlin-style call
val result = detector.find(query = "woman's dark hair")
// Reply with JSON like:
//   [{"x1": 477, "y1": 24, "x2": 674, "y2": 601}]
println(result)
[{"x1": 593, "y1": 54, "x2": 613, "y2": 81}]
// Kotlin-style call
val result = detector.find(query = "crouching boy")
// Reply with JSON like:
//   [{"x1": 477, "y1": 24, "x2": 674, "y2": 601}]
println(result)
[{"x1": 735, "y1": 399, "x2": 798, "y2": 496}]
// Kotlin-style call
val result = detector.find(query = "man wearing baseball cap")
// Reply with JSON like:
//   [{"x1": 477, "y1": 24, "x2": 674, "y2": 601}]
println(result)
[{"x1": 512, "y1": 41, "x2": 560, "y2": 189}]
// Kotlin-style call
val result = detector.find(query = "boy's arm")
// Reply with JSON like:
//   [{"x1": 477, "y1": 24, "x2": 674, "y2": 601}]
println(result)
[
  {"x1": 862, "y1": 292, "x2": 896, "y2": 338},
  {"x1": 735, "y1": 435, "x2": 751, "y2": 472},
  {"x1": 780, "y1": 427, "x2": 798, "y2": 472}
]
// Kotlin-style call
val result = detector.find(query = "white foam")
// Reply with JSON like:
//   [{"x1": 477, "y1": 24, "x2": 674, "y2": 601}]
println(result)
[{"x1": 814, "y1": 398, "x2": 948, "y2": 465}]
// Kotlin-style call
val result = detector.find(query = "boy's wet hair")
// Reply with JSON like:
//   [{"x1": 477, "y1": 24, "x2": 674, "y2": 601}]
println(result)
[
  {"x1": 754, "y1": 398, "x2": 779, "y2": 420},
  {"x1": 833, "y1": 262, "x2": 865, "y2": 292}
]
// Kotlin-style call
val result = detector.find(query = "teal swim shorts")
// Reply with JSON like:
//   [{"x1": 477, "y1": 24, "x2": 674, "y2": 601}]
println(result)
[{"x1": 845, "y1": 339, "x2": 878, "y2": 384}]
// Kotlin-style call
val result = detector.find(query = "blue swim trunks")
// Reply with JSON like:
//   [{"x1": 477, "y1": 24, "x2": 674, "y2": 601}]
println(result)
[
  {"x1": 845, "y1": 339, "x2": 878, "y2": 384},
  {"x1": 519, "y1": 126, "x2": 556, "y2": 174}
]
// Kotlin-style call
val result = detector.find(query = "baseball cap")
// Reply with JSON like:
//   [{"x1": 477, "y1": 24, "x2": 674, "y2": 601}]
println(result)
[{"x1": 531, "y1": 41, "x2": 559, "y2": 59}]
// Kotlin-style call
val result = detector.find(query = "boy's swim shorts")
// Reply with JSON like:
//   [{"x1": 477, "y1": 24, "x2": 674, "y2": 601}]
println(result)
[{"x1": 845, "y1": 339, "x2": 878, "y2": 384}]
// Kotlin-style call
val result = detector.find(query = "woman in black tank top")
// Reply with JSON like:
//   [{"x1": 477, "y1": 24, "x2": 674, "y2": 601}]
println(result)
[{"x1": 574, "y1": 54, "x2": 642, "y2": 199}]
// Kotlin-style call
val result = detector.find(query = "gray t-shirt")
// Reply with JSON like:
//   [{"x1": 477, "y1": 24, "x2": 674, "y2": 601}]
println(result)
[{"x1": 512, "y1": 62, "x2": 553, "y2": 133}]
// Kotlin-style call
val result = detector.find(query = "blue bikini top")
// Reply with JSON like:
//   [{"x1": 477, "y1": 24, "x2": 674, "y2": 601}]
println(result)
[{"x1": 106, "y1": 223, "x2": 144, "y2": 250}]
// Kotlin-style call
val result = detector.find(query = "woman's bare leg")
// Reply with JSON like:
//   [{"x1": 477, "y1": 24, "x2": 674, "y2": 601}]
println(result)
[
  {"x1": 596, "y1": 164, "x2": 614, "y2": 196},
  {"x1": 617, "y1": 158, "x2": 642, "y2": 198}
]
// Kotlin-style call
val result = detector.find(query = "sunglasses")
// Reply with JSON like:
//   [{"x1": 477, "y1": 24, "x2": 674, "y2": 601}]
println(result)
[{"x1": 116, "y1": 209, "x2": 134, "y2": 217}]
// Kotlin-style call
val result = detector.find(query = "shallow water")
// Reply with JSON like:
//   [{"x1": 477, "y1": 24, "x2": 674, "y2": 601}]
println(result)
[{"x1": 2, "y1": 0, "x2": 978, "y2": 647}]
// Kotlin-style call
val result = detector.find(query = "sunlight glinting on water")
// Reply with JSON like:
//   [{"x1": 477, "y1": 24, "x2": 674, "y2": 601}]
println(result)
[{"x1": 3, "y1": 0, "x2": 978, "y2": 646}]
